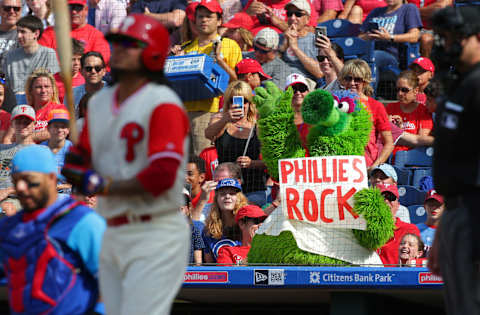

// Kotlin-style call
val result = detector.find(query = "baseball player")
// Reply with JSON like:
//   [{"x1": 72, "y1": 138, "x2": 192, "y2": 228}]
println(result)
[{"x1": 62, "y1": 14, "x2": 190, "y2": 315}]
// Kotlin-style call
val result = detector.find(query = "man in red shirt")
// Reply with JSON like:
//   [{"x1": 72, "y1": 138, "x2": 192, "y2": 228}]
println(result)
[
  {"x1": 376, "y1": 183, "x2": 420, "y2": 266},
  {"x1": 39, "y1": 0, "x2": 110, "y2": 67},
  {"x1": 216, "y1": 204, "x2": 267, "y2": 265}
]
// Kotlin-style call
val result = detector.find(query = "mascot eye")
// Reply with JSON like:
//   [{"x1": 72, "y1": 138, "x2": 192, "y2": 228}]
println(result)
[
  {"x1": 333, "y1": 99, "x2": 339, "y2": 109},
  {"x1": 338, "y1": 101, "x2": 350, "y2": 113}
]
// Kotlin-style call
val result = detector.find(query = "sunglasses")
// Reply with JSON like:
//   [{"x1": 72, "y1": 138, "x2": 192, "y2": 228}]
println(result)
[
  {"x1": 243, "y1": 217, "x2": 265, "y2": 225},
  {"x1": 382, "y1": 192, "x2": 397, "y2": 202},
  {"x1": 396, "y1": 87, "x2": 412, "y2": 93},
  {"x1": 84, "y1": 65, "x2": 104, "y2": 73},
  {"x1": 317, "y1": 55, "x2": 328, "y2": 62},
  {"x1": 68, "y1": 3, "x2": 84, "y2": 11},
  {"x1": 291, "y1": 84, "x2": 308, "y2": 93},
  {"x1": 286, "y1": 11, "x2": 305, "y2": 17},
  {"x1": 254, "y1": 45, "x2": 272, "y2": 54},
  {"x1": 2, "y1": 5, "x2": 21, "y2": 12},
  {"x1": 110, "y1": 37, "x2": 147, "y2": 49},
  {"x1": 343, "y1": 75, "x2": 364, "y2": 84}
]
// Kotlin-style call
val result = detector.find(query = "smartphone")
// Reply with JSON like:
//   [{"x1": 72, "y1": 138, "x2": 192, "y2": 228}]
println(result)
[
  {"x1": 367, "y1": 22, "x2": 379, "y2": 32},
  {"x1": 315, "y1": 26, "x2": 327, "y2": 42},
  {"x1": 232, "y1": 96, "x2": 244, "y2": 116}
]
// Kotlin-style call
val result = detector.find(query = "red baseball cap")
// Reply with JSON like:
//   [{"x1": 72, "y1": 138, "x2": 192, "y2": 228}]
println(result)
[
  {"x1": 186, "y1": 2, "x2": 199, "y2": 21},
  {"x1": 235, "y1": 205, "x2": 267, "y2": 223},
  {"x1": 223, "y1": 12, "x2": 254, "y2": 30},
  {"x1": 68, "y1": 0, "x2": 87, "y2": 5},
  {"x1": 235, "y1": 59, "x2": 272, "y2": 80},
  {"x1": 197, "y1": 0, "x2": 223, "y2": 14},
  {"x1": 377, "y1": 183, "x2": 399, "y2": 199},
  {"x1": 410, "y1": 57, "x2": 435, "y2": 74},
  {"x1": 425, "y1": 189, "x2": 444, "y2": 204}
]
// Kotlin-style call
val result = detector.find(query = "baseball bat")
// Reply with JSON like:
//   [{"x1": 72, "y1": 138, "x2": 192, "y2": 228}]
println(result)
[{"x1": 52, "y1": 0, "x2": 78, "y2": 144}]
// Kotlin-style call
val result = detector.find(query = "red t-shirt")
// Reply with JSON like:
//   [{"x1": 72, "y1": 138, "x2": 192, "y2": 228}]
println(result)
[
  {"x1": 364, "y1": 97, "x2": 391, "y2": 167},
  {"x1": 355, "y1": 0, "x2": 387, "y2": 21},
  {"x1": 296, "y1": 122, "x2": 311, "y2": 157},
  {"x1": 54, "y1": 72, "x2": 85, "y2": 104},
  {"x1": 243, "y1": 0, "x2": 319, "y2": 35},
  {"x1": 199, "y1": 146, "x2": 219, "y2": 181},
  {"x1": 377, "y1": 217, "x2": 420, "y2": 266},
  {"x1": 217, "y1": 245, "x2": 251, "y2": 265},
  {"x1": 35, "y1": 102, "x2": 67, "y2": 131},
  {"x1": 0, "y1": 109, "x2": 11, "y2": 131},
  {"x1": 39, "y1": 24, "x2": 111, "y2": 68},
  {"x1": 386, "y1": 102, "x2": 433, "y2": 154}
]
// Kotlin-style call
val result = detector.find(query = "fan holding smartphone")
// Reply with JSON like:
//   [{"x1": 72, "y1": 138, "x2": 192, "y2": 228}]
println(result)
[{"x1": 205, "y1": 81, "x2": 268, "y2": 207}]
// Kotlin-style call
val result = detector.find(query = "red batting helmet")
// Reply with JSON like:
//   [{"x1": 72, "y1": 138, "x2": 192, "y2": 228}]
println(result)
[{"x1": 107, "y1": 14, "x2": 169, "y2": 71}]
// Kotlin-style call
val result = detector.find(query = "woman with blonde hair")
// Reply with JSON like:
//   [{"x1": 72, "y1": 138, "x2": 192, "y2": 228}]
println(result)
[
  {"x1": 205, "y1": 80, "x2": 267, "y2": 207},
  {"x1": 26, "y1": 0, "x2": 55, "y2": 27},
  {"x1": 202, "y1": 178, "x2": 249, "y2": 263},
  {"x1": 25, "y1": 68, "x2": 66, "y2": 142},
  {"x1": 339, "y1": 59, "x2": 393, "y2": 172}
]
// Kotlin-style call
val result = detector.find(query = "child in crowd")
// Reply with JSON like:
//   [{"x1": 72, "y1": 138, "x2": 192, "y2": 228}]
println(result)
[
  {"x1": 398, "y1": 233, "x2": 426, "y2": 267},
  {"x1": 186, "y1": 156, "x2": 206, "y2": 209},
  {"x1": 417, "y1": 189, "x2": 444, "y2": 255},
  {"x1": 217, "y1": 204, "x2": 267, "y2": 265}
]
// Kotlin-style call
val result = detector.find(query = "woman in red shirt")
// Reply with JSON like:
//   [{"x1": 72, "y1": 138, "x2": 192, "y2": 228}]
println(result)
[
  {"x1": 338, "y1": 59, "x2": 393, "y2": 172},
  {"x1": 386, "y1": 70, "x2": 433, "y2": 156}
]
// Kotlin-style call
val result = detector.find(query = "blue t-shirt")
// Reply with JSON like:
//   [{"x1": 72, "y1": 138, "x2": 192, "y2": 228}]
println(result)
[
  {"x1": 362, "y1": 4, "x2": 422, "y2": 59},
  {"x1": 417, "y1": 223, "x2": 436, "y2": 252},
  {"x1": 130, "y1": 0, "x2": 187, "y2": 14},
  {"x1": 201, "y1": 229, "x2": 241, "y2": 261},
  {"x1": 281, "y1": 32, "x2": 318, "y2": 81},
  {"x1": 40, "y1": 140, "x2": 73, "y2": 183},
  {"x1": 190, "y1": 224, "x2": 205, "y2": 264}
]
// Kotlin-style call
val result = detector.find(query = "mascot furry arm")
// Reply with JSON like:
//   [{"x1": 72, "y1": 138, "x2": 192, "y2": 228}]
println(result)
[{"x1": 248, "y1": 82, "x2": 395, "y2": 265}]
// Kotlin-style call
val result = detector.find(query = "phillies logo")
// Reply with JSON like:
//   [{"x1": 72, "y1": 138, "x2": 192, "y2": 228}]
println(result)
[{"x1": 120, "y1": 122, "x2": 144, "y2": 162}]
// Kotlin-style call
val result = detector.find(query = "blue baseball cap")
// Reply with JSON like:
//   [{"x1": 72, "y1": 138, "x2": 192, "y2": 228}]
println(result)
[
  {"x1": 11, "y1": 145, "x2": 57, "y2": 174},
  {"x1": 216, "y1": 178, "x2": 242, "y2": 191},
  {"x1": 371, "y1": 163, "x2": 398, "y2": 183}
]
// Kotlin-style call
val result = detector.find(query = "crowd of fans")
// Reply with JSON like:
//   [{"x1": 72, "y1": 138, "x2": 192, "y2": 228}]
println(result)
[{"x1": 0, "y1": 0, "x2": 452, "y2": 268}]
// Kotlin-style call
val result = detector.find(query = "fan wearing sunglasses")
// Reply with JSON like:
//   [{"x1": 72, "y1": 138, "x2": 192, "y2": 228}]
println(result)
[
  {"x1": 0, "y1": 0, "x2": 22, "y2": 69},
  {"x1": 339, "y1": 59, "x2": 394, "y2": 172},
  {"x1": 315, "y1": 35, "x2": 344, "y2": 92},
  {"x1": 80, "y1": 51, "x2": 106, "y2": 95},
  {"x1": 285, "y1": 73, "x2": 311, "y2": 150},
  {"x1": 386, "y1": 70, "x2": 433, "y2": 157},
  {"x1": 281, "y1": 0, "x2": 322, "y2": 81},
  {"x1": 216, "y1": 204, "x2": 267, "y2": 266},
  {"x1": 376, "y1": 183, "x2": 420, "y2": 266}
]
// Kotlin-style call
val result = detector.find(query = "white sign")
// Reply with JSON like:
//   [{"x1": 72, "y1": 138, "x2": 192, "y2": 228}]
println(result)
[
  {"x1": 278, "y1": 156, "x2": 369, "y2": 230},
  {"x1": 165, "y1": 55, "x2": 205, "y2": 74}
]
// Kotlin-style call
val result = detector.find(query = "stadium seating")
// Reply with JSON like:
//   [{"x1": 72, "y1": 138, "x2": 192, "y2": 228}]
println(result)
[
  {"x1": 398, "y1": 185, "x2": 427, "y2": 206},
  {"x1": 407, "y1": 204, "x2": 427, "y2": 224},
  {"x1": 393, "y1": 146, "x2": 433, "y2": 168},
  {"x1": 455, "y1": 0, "x2": 480, "y2": 6}
]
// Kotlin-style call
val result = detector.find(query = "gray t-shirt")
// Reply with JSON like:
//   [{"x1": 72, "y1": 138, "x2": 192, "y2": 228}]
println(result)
[
  {"x1": 3, "y1": 45, "x2": 60, "y2": 94},
  {"x1": 261, "y1": 57, "x2": 293, "y2": 91},
  {"x1": 281, "y1": 32, "x2": 318, "y2": 81},
  {"x1": 0, "y1": 144, "x2": 27, "y2": 190},
  {"x1": 0, "y1": 28, "x2": 18, "y2": 71}
]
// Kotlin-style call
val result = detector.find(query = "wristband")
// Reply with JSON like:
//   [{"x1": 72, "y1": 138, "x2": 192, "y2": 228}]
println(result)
[{"x1": 390, "y1": 34, "x2": 395, "y2": 42}]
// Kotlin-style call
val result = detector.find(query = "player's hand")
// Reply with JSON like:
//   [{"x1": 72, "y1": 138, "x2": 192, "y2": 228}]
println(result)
[
  {"x1": 170, "y1": 45, "x2": 185, "y2": 56},
  {"x1": 237, "y1": 156, "x2": 252, "y2": 168},
  {"x1": 62, "y1": 166, "x2": 107, "y2": 196}
]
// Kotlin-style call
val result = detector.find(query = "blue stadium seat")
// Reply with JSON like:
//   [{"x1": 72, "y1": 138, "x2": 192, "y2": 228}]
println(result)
[
  {"x1": 407, "y1": 204, "x2": 427, "y2": 224},
  {"x1": 411, "y1": 167, "x2": 432, "y2": 189},
  {"x1": 393, "y1": 146, "x2": 434, "y2": 168},
  {"x1": 392, "y1": 165, "x2": 411, "y2": 186},
  {"x1": 318, "y1": 19, "x2": 361, "y2": 38},
  {"x1": 398, "y1": 185, "x2": 427, "y2": 206},
  {"x1": 455, "y1": 0, "x2": 480, "y2": 6}
]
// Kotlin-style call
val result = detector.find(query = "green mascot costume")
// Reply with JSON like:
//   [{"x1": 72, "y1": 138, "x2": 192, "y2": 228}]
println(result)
[{"x1": 248, "y1": 82, "x2": 395, "y2": 266}]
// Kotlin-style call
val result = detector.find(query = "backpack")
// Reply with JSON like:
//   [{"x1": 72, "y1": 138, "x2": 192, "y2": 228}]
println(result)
[{"x1": 0, "y1": 196, "x2": 98, "y2": 315}]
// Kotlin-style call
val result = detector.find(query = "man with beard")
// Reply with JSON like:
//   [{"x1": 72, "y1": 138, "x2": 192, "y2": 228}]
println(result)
[
  {"x1": 0, "y1": 145, "x2": 105, "y2": 314},
  {"x1": 62, "y1": 14, "x2": 190, "y2": 315}
]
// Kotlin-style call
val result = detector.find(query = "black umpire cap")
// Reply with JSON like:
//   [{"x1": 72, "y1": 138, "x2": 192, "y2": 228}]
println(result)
[{"x1": 432, "y1": 5, "x2": 480, "y2": 37}]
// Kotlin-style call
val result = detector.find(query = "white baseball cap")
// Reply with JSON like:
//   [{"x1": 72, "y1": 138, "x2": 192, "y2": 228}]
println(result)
[
  {"x1": 285, "y1": 0, "x2": 311, "y2": 16},
  {"x1": 11, "y1": 105, "x2": 35, "y2": 121},
  {"x1": 254, "y1": 27, "x2": 279, "y2": 50},
  {"x1": 285, "y1": 73, "x2": 309, "y2": 90}
]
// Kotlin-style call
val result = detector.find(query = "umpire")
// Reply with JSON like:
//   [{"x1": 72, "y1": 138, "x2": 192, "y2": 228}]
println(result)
[{"x1": 428, "y1": 5, "x2": 480, "y2": 315}]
